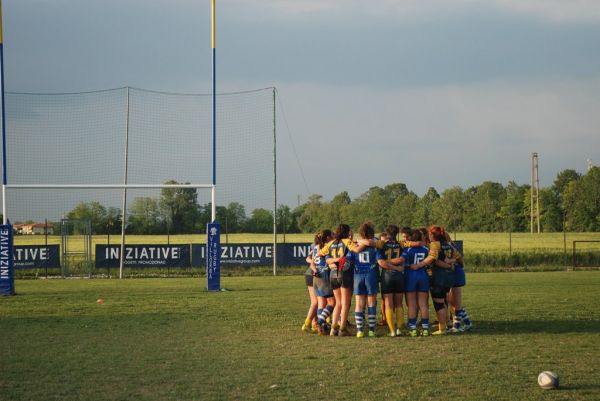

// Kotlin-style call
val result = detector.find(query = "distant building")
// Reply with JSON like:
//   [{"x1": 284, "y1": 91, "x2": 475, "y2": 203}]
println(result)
[{"x1": 14, "y1": 223, "x2": 53, "y2": 235}]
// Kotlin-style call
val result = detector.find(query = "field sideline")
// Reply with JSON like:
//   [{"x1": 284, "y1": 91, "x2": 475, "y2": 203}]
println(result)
[{"x1": 1, "y1": 272, "x2": 600, "y2": 400}]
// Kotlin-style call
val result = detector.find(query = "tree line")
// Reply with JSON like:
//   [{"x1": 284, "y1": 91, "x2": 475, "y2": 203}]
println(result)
[
  {"x1": 292, "y1": 167, "x2": 600, "y2": 233},
  {"x1": 15, "y1": 167, "x2": 599, "y2": 235}
]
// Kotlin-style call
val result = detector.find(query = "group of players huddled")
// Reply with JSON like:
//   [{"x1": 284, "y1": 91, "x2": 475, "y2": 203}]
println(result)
[{"x1": 301, "y1": 223, "x2": 472, "y2": 338}]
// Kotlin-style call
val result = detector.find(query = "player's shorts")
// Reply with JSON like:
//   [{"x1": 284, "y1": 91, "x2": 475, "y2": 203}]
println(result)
[
  {"x1": 430, "y1": 285, "x2": 450, "y2": 299},
  {"x1": 380, "y1": 269, "x2": 405, "y2": 294},
  {"x1": 453, "y1": 264, "x2": 466, "y2": 287},
  {"x1": 314, "y1": 269, "x2": 333, "y2": 298},
  {"x1": 404, "y1": 268, "x2": 430, "y2": 293},
  {"x1": 330, "y1": 268, "x2": 354, "y2": 290},
  {"x1": 330, "y1": 269, "x2": 342, "y2": 290},
  {"x1": 354, "y1": 269, "x2": 379, "y2": 296}
]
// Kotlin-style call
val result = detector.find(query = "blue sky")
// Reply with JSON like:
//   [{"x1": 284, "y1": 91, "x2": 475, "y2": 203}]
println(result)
[{"x1": 4, "y1": 0, "x2": 600, "y2": 207}]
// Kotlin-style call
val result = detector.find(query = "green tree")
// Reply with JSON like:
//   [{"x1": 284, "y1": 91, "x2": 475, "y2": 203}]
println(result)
[
  {"x1": 431, "y1": 186, "x2": 466, "y2": 231},
  {"x1": 351, "y1": 187, "x2": 388, "y2": 230},
  {"x1": 246, "y1": 208, "x2": 273, "y2": 233},
  {"x1": 463, "y1": 182, "x2": 505, "y2": 232},
  {"x1": 159, "y1": 180, "x2": 201, "y2": 234},
  {"x1": 224, "y1": 202, "x2": 247, "y2": 233},
  {"x1": 498, "y1": 181, "x2": 528, "y2": 232},
  {"x1": 275, "y1": 204, "x2": 301, "y2": 234},
  {"x1": 553, "y1": 169, "x2": 581, "y2": 201},
  {"x1": 66, "y1": 201, "x2": 108, "y2": 234},
  {"x1": 297, "y1": 194, "x2": 324, "y2": 233},
  {"x1": 563, "y1": 167, "x2": 600, "y2": 231},
  {"x1": 382, "y1": 183, "x2": 410, "y2": 204},
  {"x1": 538, "y1": 188, "x2": 563, "y2": 232},
  {"x1": 104, "y1": 207, "x2": 122, "y2": 235},
  {"x1": 321, "y1": 191, "x2": 352, "y2": 229},
  {"x1": 389, "y1": 192, "x2": 419, "y2": 228},
  {"x1": 413, "y1": 187, "x2": 440, "y2": 228},
  {"x1": 127, "y1": 197, "x2": 164, "y2": 234}
]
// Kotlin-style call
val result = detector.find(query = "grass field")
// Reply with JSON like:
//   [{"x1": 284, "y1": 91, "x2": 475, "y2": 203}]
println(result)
[{"x1": 1, "y1": 272, "x2": 600, "y2": 400}]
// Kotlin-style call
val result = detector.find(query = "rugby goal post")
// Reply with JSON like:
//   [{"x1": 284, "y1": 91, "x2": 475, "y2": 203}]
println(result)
[{"x1": 2, "y1": 183, "x2": 216, "y2": 280}]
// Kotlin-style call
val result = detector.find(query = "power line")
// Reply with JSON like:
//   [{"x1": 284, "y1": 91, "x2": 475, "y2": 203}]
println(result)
[{"x1": 274, "y1": 88, "x2": 311, "y2": 198}]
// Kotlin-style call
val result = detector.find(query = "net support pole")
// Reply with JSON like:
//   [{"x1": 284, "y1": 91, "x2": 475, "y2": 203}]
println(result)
[
  {"x1": 119, "y1": 87, "x2": 130, "y2": 279},
  {"x1": 0, "y1": 0, "x2": 7, "y2": 225},
  {"x1": 272, "y1": 88, "x2": 277, "y2": 276}
]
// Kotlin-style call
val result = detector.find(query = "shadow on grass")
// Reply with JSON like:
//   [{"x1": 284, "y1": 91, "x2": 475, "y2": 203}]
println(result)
[
  {"x1": 472, "y1": 319, "x2": 600, "y2": 334},
  {"x1": 559, "y1": 383, "x2": 600, "y2": 391}
]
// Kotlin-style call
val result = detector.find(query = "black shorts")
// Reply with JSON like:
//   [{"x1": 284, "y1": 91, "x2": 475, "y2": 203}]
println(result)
[
  {"x1": 380, "y1": 270, "x2": 405, "y2": 294},
  {"x1": 330, "y1": 269, "x2": 353, "y2": 290},
  {"x1": 305, "y1": 274, "x2": 313, "y2": 287},
  {"x1": 430, "y1": 285, "x2": 450, "y2": 299}
]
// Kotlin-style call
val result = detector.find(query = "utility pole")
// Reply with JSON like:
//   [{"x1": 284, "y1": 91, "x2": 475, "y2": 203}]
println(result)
[{"x1": 531, "y1": 152, "x2": 540, "y2": 234}]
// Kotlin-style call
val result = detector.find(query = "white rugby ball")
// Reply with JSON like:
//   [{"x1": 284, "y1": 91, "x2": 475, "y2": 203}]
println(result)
[{"x1": 538, "y1": 371, "x2": 559, "y2": 390}]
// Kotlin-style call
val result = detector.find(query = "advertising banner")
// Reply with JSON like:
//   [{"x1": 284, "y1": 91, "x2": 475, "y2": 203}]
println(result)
[
  {"x1": 0, "y1": 225, "x2": 15, "y2": 296},
  {"x1": 192, "y1": 243, "x2": 311, "y2": 267},
  {"x1": 95, "y1": 244, "x2": 190, "y2": 268},
  {"x1": 13, "y1": 245, "x2": 60, "y2": 269}
]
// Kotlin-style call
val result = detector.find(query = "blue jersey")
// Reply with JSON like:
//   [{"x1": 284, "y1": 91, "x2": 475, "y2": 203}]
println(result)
[
  {"x1": 311, "y1": 244, "x2": 329, "y2": 273},
  {"x1": 401, "y1": 246, "x2": 429, "y2": 269},
  {"x1": 347, "y1": 246, "x2": 378, "y2": 275}
]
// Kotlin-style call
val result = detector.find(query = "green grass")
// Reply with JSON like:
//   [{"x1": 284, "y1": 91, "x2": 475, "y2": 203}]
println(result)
[{"x1": 1, "y1": 272, "x2": 600, "y2": 400}]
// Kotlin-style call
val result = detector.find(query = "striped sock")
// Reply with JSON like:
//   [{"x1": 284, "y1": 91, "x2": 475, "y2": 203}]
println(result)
[
  {"x1": 421, "y1": 318, "x2": 429, "y2": 330},
  {"x1": 316, "y1": 308, "x2": 323, "y2": 323},
  {"x1": 408, "y1": 318, "x2": 417, "y2": 330},
  {"x1": 367, "y1": 306, "x2": 377, "y2": 331},
  {"x1": 318, "y1": 305, "x2": 333, "y2": 324},
  {"x1": 354, "y1": 312, "x2": 365, "y2": 333},
  {"x1": 458, "y1": 309, "x2": 471, "y2": 325}
]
